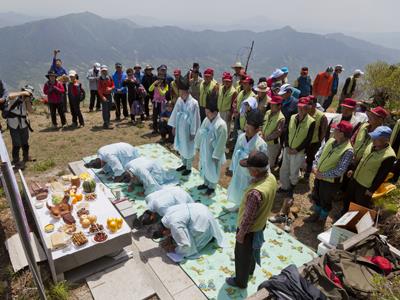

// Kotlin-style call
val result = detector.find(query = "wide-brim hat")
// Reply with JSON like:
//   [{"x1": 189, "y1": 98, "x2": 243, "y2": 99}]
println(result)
[
  {"x1": 231, "y1": 62, "x2": 243, "y2": 69},
  {"x1": 45, "y1": 70, "x2": 57, "y2": 79},
  {"x1": 144, "y1": 64, "x2": 154, "y2": 71},
  {"x1": 255, "y1": 82, "x2": 268, "y2": 92}
]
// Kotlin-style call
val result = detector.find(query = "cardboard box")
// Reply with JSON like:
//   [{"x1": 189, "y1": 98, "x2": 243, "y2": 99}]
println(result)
[{"x1": 329, "y1": 202, "x2": 376, "y2": 246}]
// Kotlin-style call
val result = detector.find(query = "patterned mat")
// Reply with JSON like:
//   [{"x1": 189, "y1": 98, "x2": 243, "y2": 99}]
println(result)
[{"x1": 83, "y1": 143, "x2": 317, "y2": 300}]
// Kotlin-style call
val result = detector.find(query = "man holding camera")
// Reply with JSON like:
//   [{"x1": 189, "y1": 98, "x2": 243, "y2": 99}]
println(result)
[{"x1": 3, "y1": 85, "x2": 35, "y2": 170}]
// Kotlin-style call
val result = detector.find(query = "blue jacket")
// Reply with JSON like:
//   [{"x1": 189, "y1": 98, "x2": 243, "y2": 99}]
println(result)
[
  {"x1": 50, "y1": 58, "x2": 67, "y2": 77},
  {"x1": 282, "y1": 96, "x2": 298, "y2": 122},
  {"x1": 112, "y1": 71, "x2": 127, "y2": 94},
  {"x1": 134, "y1": 71, "x2": 144, "y2": 82},
  {"x1": 331, "y1": 72, "x2": 339, "y2": 94},
  {"x1": 296, "y1": 75, "x2": 312, "y2": 97}
]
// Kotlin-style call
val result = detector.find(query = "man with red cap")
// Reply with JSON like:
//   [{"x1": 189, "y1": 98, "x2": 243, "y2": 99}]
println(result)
[
  {"x1": 352, "y1": 106, "x2": 388, "y2": 163},
  {"x1": 304, "y1": 120, "x2": 354, "y2": 228},
  {"x1": 326, "y1": 98, "x2": 361, "y2": 140},
  {"x1": 262, "y1": 96, "x2": 285, "y2": 171},
  {"x1": 217, "y1": 72, "x2": 237, "y2": 139},
  {"x1": 199, "y1": 68, "x2": 218, "y2": 121},
  {"x1": 170, "y1": 69, "x2": 182, "y2": 104}
]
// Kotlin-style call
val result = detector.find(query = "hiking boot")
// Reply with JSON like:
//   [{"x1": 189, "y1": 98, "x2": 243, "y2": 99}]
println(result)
[
  {"x1": 277, "y1": 187, "x2": 290, "y2": 194},
  {"x1": 204, "y1": 188, "x2": 215, "y2": 196},
  {"x1": 197, "y1": 184, "x2": 208, "y2": 190},
  {"x1": 176, "y1": 165, "x2": 186, "y2": 172},
  {"x1": 304, "y1": 213, "x2": 320, "y2": 223},
  {"x1": 182, "y1": 169, "x2": 191, "y2": 176},
  {"x1": 225, "y1": 277, "x2": 246, "y2": 289},
  {"x1": 269, "y1": 214, "x2": 287, "y2": 224},
  {"x1": 284, "y1": 217, "x2": 293, "y2": 233}
]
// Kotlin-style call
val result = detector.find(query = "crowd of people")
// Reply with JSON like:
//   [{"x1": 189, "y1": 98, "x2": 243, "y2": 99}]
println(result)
[{"x1": 2, "y1": 49, "x2": 400, "y2": 290}]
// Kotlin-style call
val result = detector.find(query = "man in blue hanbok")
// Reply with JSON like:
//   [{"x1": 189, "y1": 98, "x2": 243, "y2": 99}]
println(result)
[
  {"x1": 168, "y1": 77, "x2": 201, "y2": 176},
  {"x1": 195, "y1": 92, "x2": 228, "y2": 196},
  {"x1": 124, "y1": 156, "x2": 178, "y2": 195},
  {"x1": 227, "y1": 111, "x2": 267, "y2": 212},
  {"x1": 84, "y1": 142, "x2": 140, "y2": 182},
  {"x1": 153, "y1": 203, "x2": 225, "y2": 259}
]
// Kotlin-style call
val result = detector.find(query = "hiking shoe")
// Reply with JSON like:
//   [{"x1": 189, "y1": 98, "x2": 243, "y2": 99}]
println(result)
[
  {"x1": 182, "y1": 169, "x2": 192, "y2": 176},
  {"x1": 176, "y1": 165, "x2": 186, "y2": 172},
  {"x1": 284, "y1": 217, "x2": 293, "y2": 233},
  {"x1": 277, "y1": 187, "x2": 291, "y2": 194},
  {"x1": 304, "y1": 213, "x2": 320, "y2": 223},
  {"x1": 225, "y1": 277, "x2": 246, "y2": 289},
  {"x1": 269, "y1": 214, "x2": 287, "y2": 224},
  {"x1": 197, "y1": 184, "x2": 208, "y2": 190},
  {"x1": 205, "y1": 188, "x2": 215, "y2": 196}
]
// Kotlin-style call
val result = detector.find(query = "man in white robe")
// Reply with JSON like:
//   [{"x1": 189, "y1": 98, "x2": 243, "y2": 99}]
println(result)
[
  {"x1": 195, "y1": 92, "x2": 228, "y2": 196},
  {"x1": 84, "y1": 142, "x2": 140, "y2": 182},
  {"x1": 227, "y1": 111, "x2": 267, "y2": 211},
  {"x1": 153, "y1": 203, "x2": 225, "y2": 259},
  {"x1": 124, "y1": 157, "x2": 178, "y2": 195},
  {"x1": 168, "y1": 77, "x2": 201, "y2": 176}
]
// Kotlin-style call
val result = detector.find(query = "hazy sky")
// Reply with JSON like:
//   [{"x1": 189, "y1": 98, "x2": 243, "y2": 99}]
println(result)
[{"x1": 2, "y1": 0, "x2": 400, "y2": 33}]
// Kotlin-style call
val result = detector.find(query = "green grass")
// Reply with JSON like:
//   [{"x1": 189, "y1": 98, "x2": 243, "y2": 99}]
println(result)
[
  {"x1": 47, "y1": 281, "x2": 70, "y2": 300},
  {"x1": 32, "y1": 159, "x2": 56, "y2": 173},
  {"x1": 374, "y1": 187, "x2": 400, "y2": 215}
]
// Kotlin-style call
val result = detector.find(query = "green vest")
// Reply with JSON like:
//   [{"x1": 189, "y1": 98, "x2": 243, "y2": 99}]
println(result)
[
  {"x1": 390, "y1": 119, "x2": 400, "y2": 158},
  {"x1": 237, "y1": 174, "x2": 277, "y2": 232},
  {"x1": 217, "y1": 86, "x2": 236, "y2": 112},
  {"x1": 317, "y1": 138, "x2": 353, "y2": 183},
  {"x1": 236, "y1": 89, "x2": 255, "y2": 111},
  {"x1": 354, "y1": 144, "x2": 396, "y2": 189},
  {"x1": 262, "y1": 110, "x2": 285, "y2": 145},
  {"x1": 288, "y1": 114, "x2": 315, "y2": 150},
  {"x1": 199, "y1": 80, "x2": 217, "y2": 107},
  {"x1": 353, "y1": 123, "x2": 372, "y2": 162},
  {"x1": 310, "y1": 109, "x2": 325, "y2": 144},
  {"x1": 171, "y1": 81, "x2": 179, "y2": 102}
]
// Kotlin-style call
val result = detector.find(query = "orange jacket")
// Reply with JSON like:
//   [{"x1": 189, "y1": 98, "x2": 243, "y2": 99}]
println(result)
[
  {"x1": 313, "y1": 72, "x2": 333, "y2": 97},
  {"x1": 98, "y1": 76, "x2": 115, "y2": 99}
]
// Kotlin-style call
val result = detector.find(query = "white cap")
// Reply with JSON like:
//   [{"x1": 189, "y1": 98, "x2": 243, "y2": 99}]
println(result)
[
  {"x1": 278, "y1": 83, "x2": 292, "y2": 95},
  {"x1": 94, "y1": 62, "x2": 101, "y2": 68},
  {"x1": 271, "y1": 68, "x2": 285, "y2": 79},
  {"x1": 68, "y1": 70, "x2": 77, "y2": 77},
  {"x1": 100, "y1": 65, "x2": 108, "y2": 71},
  {"x1": 354, "y1": 69, "x2": 364, "y2": 76},
  {"x1": 335, "y1": 64, "x2": 344, "y2": 71}
]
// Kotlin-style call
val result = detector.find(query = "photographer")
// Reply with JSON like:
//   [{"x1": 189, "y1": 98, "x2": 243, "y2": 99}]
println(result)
[
  {"x1": 4, "y1": 85, "x2": 34, "y2": 170},
  {"x1": 0, "y1": 79, "x2": 10, "y2": 131}
]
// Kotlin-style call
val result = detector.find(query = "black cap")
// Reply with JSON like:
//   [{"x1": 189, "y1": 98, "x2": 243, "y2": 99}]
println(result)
[
  {"x1": 240, "y1": 151, "x2": 268, "y2": 168},
  {"x1": 205, "y1": 91, "x2": 218, "y2": 112},
  {"x1": 157, "y1": 64, "x2": 167, "y2": 71},
  {"x1": 246, "y1": 110, "x2": 264, "y2": 129},
  {"x1": 177, "y1": 76, "x2": 190, "y2": 91},
  {"x1": 115, "y1": 62, "x2": 122, "y2": 67},
  {"x1": 46, "y1": 70, "x2": 57, "y2": 79}
]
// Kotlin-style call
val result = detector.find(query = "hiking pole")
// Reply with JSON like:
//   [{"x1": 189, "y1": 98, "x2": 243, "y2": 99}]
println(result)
[{"x1": 245, "y1": 41, "x2": 255, "y2": 73}]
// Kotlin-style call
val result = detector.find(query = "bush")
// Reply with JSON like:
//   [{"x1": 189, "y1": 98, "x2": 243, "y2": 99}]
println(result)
[
  {"x1": 372, "y1": 274, "x2": 400, "y2": 299},
  {"x1": 32, "y1": 159, "x2": 56, "y2": 172},
  {"x1": 47, "y1": 281, "x2": 70, "y2": 300}
]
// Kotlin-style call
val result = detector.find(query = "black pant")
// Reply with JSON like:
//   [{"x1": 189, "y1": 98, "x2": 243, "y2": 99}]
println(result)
[
  {"x1": 200, "y1": 106, "x2": 206, "y2": 122},
  {"x1": 49, "y1": 103, "x2": 66, "y2": 126},
  {"x1": 89, "y1": 90, "x2": 101, "y2": 110},
  {"x1": 62, "y1": 84, "x2": 68, "y2": 112},
  {"x1": 323, "y1": 94, "x2": 336, "y2": 111},
  {"x1": 114, "y1": 93, "x2": 128, "y2": 119},
  {"x1": 343, "y1": 178, "x2": 371, "y2": 213},
  {"x1": 10, "y1": 127, "x2": 29, "y2": 163},
  {"x1": 234, "y1": 231, "x2": 255, "y2": 288},
  {"x1": 159, "y1": 120, "x2": 173, "y2": 142},
  {"x1": 305, "y1": 142, "x2": 321, "y2": 174},
  {"x1": 144, "y1": 95, "x2": 151, "y2": 118},
  {"x1": 152, "y1": 103, "x2": 162, "y2": 132},
  {"x1": 69, "y1": 96, "x2": 84, "y2": 125},
  {"x1": 312, "y1": 179, "x2": 340, "y2": 213},
  {"x1": 391, "y1": 160, "x2": 400, "y2": 183}
]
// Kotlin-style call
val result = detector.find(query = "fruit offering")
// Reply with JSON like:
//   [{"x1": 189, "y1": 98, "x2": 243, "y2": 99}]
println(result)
[
  {"x1": 85, "y1": 193, "x2": 97, "y2": 201},
  {"x1": 51, "y1": 194, "x2": 63, "y2": 205},
  {"x1": 81, "y1": 218, "x2": 91, "y2": 228},
  {"x1": 72, "y1": 232, "x2": 88, "y2": 246},
  {"x1": 71, "y1": 193, "x2": 83, "y2": 204},
  {"x1": 82, "y1": 179, "x2": 96, "y2": 193},
  {"x1": 70, "y1": 176, "x2": 81, "y2": 188},
  {"x1": 89, "y1": 223, "x2": 104, "y2": 234},
  {"x1": 107, "y1": 217, "x2": 123, "y2": 233},
  {"x1": 79, "y1": 172, "x2": 91, "y2": 181},
  {"x1": 94, "y1": 232, "x2": 108, "y2": 243},
  {"x1": 87, "y1": 215, "x2": 97, "y2": 224}
]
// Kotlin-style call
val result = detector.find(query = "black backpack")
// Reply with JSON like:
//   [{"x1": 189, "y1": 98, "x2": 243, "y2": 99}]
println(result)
[{"x1": 79, "y1": 83, "x2": 86, "y2": 102}]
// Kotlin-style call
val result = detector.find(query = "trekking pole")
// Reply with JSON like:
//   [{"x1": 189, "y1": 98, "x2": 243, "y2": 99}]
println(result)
[{"x1": 245, "y1": 41, "x2": 255, "y2": 73}]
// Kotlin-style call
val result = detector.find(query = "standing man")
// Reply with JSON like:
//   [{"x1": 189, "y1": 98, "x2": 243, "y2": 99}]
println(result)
[
  {"x1": 262, "y1": 96, "x2": 285, "y2": 172},
  {"x1": 293, "y1": 67, "x2": 312, "y2": 98},
  {"x1": 217, "y1": 72, "x2": 237, "y2": 139},
  {"x1": 50, "y1": 50, "x2": 68, "y2": 112},
  {"x1": 112, "y1": 63, "x2": 128, "y2": 121},
  {"x1": 195, "y1": 94, "x2": 228, "y2": 196},
  {"x1": 4, "y1": 85, "x2": 34, "y2": 170},
  {"x1": 98, "y1": 65, "x2": 115, "y2": 129},
  {"x1": 305, "y1": 95, "x2": 328, "y2": 179},
  {"x1": 225, "y1": 151, "x2": 277, "y2": 289},
  {"x1": 133, "y1": 64, "x2": 143, "y2": 82},
  {"x1": 337, "y1": 69, "x2": 364, "y2": 113},
  {"x1": 279, "y1": 97, "x2": 315, "y2": 196},
  {"x1": 313, "y1": 67, "x2": 334, "y2": 108},
  {"x1": 43, "y1": 70, "x2": 66, "y2": 128},
  {"x1": 227, "y1": 111, "x2": 267, "y2": 212},
  {"x1": 157, "y1": 65, "x2": 174, "y2": 85},
  {"x1": 170, "y1": 69, "x2": 181, "y2": 104},
  {"x1": 168, "y1": 78, "x2": 201, "y2": 176},
  {"x1": 231, "y1": 62, "x2": 244, "y2": 88},
  {"x1": 141, "y1": 65, "x2": 157, "y2": 119},
  {"x1": 189, "y1": 70, "x2": 203, "y2": 101},
  {"x1": 86, "y1": 62, "x2": 101, "y2": 112},
  {"x1": 0, "y1": 79, "x2": 10, "y2": 131},
  {"x1": 186, "y1": 62, "x2": 202, "y2": 80},
  {"x1": 345, "y1": 126, "x2": 395, "y2": 211},
  {"x1": 255, "y1": 82, "x2": 270, "y2": 115},
  {"x1": 199, "y1": 68, "x2": 218, "y2": 121},
  {"x1": 278, "y1": 84, "x2": 298, "y2": 123},
  {"x1": 326, "y1": 98, "x2": 361, "y2": 140},
  {"x1": 305, "y1": 121, "x2": 354, "y2": 227},
  {"x1": 323, "y1": 65, "x2": 343, "y2": 111}
]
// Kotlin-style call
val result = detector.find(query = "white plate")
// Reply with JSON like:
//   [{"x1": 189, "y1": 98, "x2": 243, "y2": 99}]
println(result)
[{"x1": 92, "y1": 233, "x2": 109, "y2": 243}]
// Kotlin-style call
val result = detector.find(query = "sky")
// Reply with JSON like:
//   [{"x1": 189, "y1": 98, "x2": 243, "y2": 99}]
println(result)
[{"x1": 2, "y1": 0, "x2": 400, "y2": 33}]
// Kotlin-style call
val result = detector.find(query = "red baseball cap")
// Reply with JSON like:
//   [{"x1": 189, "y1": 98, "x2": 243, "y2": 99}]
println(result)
[
  {"x1": 241, "y1": 76, "x2": 252, "y2": 84},
  {"x1": 341, "y1": 98, "x2": 357, "y2": 109},
  {"x1": 369, "y1": 106, "x2": 389, "y2": 119},
  {"x1": 332, "y1": 120, "x2": 353, "y2": 135},
  {"x1": 222, "y1": 72, "x2": 232, "y2": 82},
  {"x1": 173, "y1": 69, "x2": 181, "y2": 76},
  {"x1": 298, "y1": 97, "x2": 311, "y2": 107},
  {"x1": 270, "y1": 96, "x2": 283, "y2": 105},
  {"x1": 204, "y1": 68, "x2": 214, "y2": 76}
]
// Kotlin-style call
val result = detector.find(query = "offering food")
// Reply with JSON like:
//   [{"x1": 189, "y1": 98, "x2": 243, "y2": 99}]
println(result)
[
  {"x1": 50, "y1": 181, "x2": 65, "y2": 193},
  {"x1": 59, "y1": 224, "x2": 77, "y2": 235},
  {"x1": 51, "y1": 194, "x2": 64, "y2": 205},
  {"x1": 94, "y1": 232, "x2": 108, "y2": 243},
  {"x1": 79, "y1": 172, "x2": 92, "y2": 181},
  {"x1": 70, "y1": 176, "x2": 81, "y2": 188},
  {"x1": 82, "y1": 179, "x2": 96, "y2": 193},
  {"x1": 61, "y1": 174, "x2": 74, "y2": 182},
  {"x1": 71, "y1": 193, "x2": 83, "y2": 204},
  {"x1": 62, "y1": 212, "x2": 76, "y2": 225},
  {"x1": 44, "y1": 224, "x2": 55, "y2": 233},
  {"x1": 72, "y1": 232, "x2": 88, "y2": 246},
  {"x1": 85, "y1": 193, "x2": 97, "y2": 201},
  {"x1": 87, "y1": 215, "x2": 97, "y2": 224},
  {"x1": 51, "y1": 232, "x2": 68, "y2": 249},
  {"x1": 30, "y1": 181, "x2": 48, "y2": 200},
  {"x1": 107, "y1": 217, "x2": 123, "y2": 233},
  {"x1": 89, "y1": 223, "x2": 104, "y2": 234},
  {"x1": 81, "y1": 218, "x2": 91, "y2": 228},
  {"x1": 77, "y1": 207, "x2": 89, "y2": 217},
  {"x1": 80, "y1": 214, "x2": 89, "y2": 223}
]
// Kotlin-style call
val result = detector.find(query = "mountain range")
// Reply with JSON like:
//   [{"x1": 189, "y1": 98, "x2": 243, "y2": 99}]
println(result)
[{"x1": 0, "y1": 12, "x2": 399, "y2": 91}]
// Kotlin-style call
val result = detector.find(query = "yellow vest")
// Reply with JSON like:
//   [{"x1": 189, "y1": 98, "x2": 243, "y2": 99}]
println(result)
[
  {"x1": 171, "y1": 81, "x2": 179, "y2": 102},
  {"x1": 199, "y1": 80, "x2": 217, "y2": 107},
  {"x1": 236, "y1": 89, "x2": 255, "y2": 111},
  {"x1": 288, "y1": 114, "x2": 315, "y2": 150},
  {"x1": 217, "y1": 85, "x2": 236, "y2": 112},
  {"x1": 353, "y1": 123, "x2": 372, "y2": 162},
  {"x1": 237, "y1": 174, "x2": 277, "y2": 232},
  {"x1": 262, "y1": 110, "x2": 285, "y2": 145},
  {"x1": 354, "y1": 144, "x2": 396, "y2": 189},
  {"x1": 310, "y1": 109, "x2": 325, "y2": 144},
  {"x1": 390, "y1": 119, "x2": 400, "y2": 158},
  {"x1": 317, "y1": 138, "x2": 353, "y2": 183}
]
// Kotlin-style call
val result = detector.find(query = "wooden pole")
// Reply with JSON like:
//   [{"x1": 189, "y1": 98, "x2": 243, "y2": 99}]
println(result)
[{"x1": 245, "y1": 41, "x2": 255, "y2": 73}]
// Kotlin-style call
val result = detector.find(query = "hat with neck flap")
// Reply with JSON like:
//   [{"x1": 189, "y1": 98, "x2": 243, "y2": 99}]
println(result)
[
  {"x1": 177, "y1": 76, "x2": 190, "y2": 91},
  {"x1": 246, "y1": 110, "x2": 264, "y2": 129},
  {"x1": 205, "y1": 91, "x2": 218, "y2": 112}
]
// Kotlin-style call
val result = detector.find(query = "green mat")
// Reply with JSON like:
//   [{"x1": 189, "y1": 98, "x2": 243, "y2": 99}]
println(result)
[{"x1": 83, "y1": 143, "x2": 317, "y2": 300}]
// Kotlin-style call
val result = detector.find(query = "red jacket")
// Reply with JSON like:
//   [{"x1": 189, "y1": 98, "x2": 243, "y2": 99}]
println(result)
[
  {"x1": 43, "y1": 81, "x2": 65, "y2": 104},
  {"x1": 313, "y1": 72, "x2": 333, "y2": 97},
  {"x1": 98, "y1": 76, "x2": 115, "y2": 99}
]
